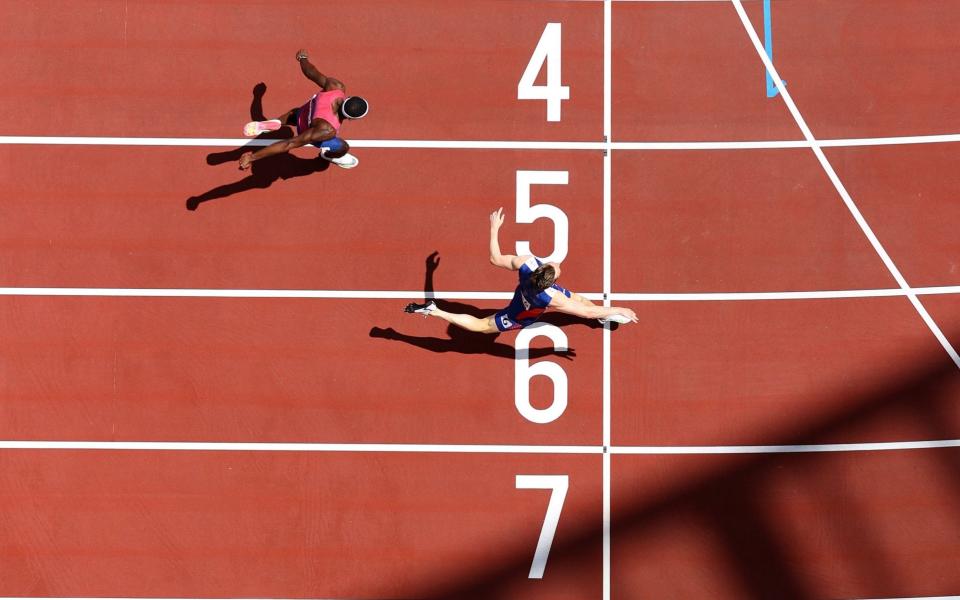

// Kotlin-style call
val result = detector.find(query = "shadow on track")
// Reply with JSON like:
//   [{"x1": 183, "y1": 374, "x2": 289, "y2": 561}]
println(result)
[
  {"x1": 405, "y1": 346, "x2": 960, "y2": 599},
  {"x1": 186, "y1": 82, "x2": 330, "y2": 210}
]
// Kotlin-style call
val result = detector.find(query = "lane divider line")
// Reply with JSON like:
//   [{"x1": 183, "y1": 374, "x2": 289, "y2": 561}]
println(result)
[
  {"x1": 2, "y1": 286, "x2": 959, "y2": 301},
  {"x1": 602, "y1": 1, "x2": 614, "y2": 597},
  {"x1": 3, "y1": 134, "x2": 960, "y2": 150},
  {"x1": 3, "y1": 439, "x2": 960, "y2": 455}
]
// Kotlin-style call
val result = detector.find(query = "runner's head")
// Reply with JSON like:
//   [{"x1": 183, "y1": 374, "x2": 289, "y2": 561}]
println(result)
[
  {"x1": 530, "y1": 262, "x2": 560, "y2": 291},
  {"x1": 341, "y1": 96, "x2": 369, "y2": 120}
]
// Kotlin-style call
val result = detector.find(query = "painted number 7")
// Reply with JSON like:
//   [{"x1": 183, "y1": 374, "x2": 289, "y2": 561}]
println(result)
[
  {"x1": 518, "y1": 23, "x2": 570, "y2": 122},
  {"x1": 516, "y1": 474, "x2": 569, "y2": 579}
]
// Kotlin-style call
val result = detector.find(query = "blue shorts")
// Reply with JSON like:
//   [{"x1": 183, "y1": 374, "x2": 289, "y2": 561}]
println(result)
[
  {"x1": 493, "y1": 287, "x2": 571, "y2": 332},
  {"x1": 493, "y1": 310, "x2": 533, "y2": 332},
  {"x1": 313, "y1": 136, "x2": 346, "y2": 154}
]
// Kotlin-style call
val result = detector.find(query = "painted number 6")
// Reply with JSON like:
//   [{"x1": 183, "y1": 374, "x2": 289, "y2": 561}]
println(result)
[
  {"x1": 515, "y1": 324, "x2": 569, "y2": 424},
  {"x1": 515, "y1": 170, "x2": 569, "y2": 265}
]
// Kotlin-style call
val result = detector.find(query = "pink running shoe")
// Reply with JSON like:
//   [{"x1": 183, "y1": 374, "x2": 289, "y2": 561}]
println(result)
[{"x1": 243, "y1": 119, "x2": 282, "y2": 137}]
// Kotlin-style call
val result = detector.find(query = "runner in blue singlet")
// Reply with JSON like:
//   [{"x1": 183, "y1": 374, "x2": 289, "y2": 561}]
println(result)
[
  {"x1": 493, "y1": 256, "x2": 573, "y2": 332},
  {"x1": 403, "y1": 208, "x2": 638, "y2": 333}
]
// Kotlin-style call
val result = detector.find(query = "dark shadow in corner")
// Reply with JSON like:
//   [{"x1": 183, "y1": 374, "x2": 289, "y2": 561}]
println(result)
[
  {"x1": 409, "y1": 349, "x2": 960, "y2": 600},
  {"x1": 369, "y1": 251, "x2": 603, "y2": 360},
  {"x1": 186, "y1": 82, "x2": 329, "y2": 210}
]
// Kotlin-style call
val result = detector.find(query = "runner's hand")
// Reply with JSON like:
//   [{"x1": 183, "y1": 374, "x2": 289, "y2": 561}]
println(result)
[
  {"x1": 239, "y1": 152, "x2": 253, "y2": 170},
  {"x1": 296, "y1": 49, "x2": 309, "y2": 61},
  {"x1": 426, "y1": 251, "x2": 440, "y2": 272},
  {"x1": 618, "y1": 308, "x2": 639, "y2": 323},
  {"x1": 490, "y1": 207, "x2": 505, "y2": 229}
]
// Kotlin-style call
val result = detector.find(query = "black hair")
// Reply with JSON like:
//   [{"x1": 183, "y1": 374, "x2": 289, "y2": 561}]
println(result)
[{"x1": 342, "y1": 96, "x2": 369, "y2": 119}]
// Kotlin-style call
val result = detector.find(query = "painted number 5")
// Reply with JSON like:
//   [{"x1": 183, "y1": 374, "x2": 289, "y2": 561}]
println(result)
[
  {"x1": 516, "y1": 474, "x2": 569, "y2": 579},
  {"x1": 518, "y1": 23, "x2": 570, "y2": 122},
  {"x1": 515, "y1": 170, "x2": 569, "y2": 265}
]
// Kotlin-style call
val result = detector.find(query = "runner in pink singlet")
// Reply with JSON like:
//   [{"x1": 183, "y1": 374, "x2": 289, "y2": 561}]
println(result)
[
  {"x1": 296, "y1": 88, "x2": 345, "y2": 135},
  {"x1": 239, "y1": 49, "x2": 369, "y2": 171}
]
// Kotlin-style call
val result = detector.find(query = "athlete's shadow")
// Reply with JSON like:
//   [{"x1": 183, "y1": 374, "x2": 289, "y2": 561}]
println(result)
[
  {"x1": 369, "y1": 252, "x2": 604, "y2": 360},
  {"x1": 186, "y1": 82, "x2": 330, "y2": 210}
]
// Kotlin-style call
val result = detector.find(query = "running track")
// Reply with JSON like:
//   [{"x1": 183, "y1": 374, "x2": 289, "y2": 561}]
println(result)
[{"x1": 2, "y1": 0, "x2": 960, "y2": 598}]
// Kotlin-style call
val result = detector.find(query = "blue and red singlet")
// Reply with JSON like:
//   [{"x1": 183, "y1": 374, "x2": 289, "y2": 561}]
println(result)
[{"x1": 494, "y1": 257, "x2": 572, "y2": 332}]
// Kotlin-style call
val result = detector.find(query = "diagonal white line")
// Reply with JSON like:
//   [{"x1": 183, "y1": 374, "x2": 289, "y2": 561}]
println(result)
[{"x1": 730, "y1": 0, "x2": 960, "y2": 369}]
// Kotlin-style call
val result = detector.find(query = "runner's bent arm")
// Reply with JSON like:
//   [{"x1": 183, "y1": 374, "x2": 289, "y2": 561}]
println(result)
[
  {"x1": 547, "y1": 290, "x2": 639, "y2": 322},
  {"x1": 296, "y1": 49, "x2": 345, "y2": 92},
  {"x1": 488, "y1": 207, "x2": 528, "y2": 270},
  {"x1": 239, "y1": 122, "x2": 336, "y2": 169}
]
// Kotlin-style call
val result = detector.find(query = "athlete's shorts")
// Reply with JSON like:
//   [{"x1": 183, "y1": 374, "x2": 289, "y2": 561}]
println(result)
[
  {"x1": 313, "y1": 136, "x2": 347, "y2": 154},
  {"x1": 493, "y1": 288, "x2": 572, "y2": 332},
  {"x1": 493, "y1": 310, "x2": 529, "y2": 332}
]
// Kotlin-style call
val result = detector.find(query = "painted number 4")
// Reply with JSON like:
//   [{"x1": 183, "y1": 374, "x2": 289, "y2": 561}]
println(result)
[{"x1": 518, "y1": 23, "x2": 570, "y2": 122}]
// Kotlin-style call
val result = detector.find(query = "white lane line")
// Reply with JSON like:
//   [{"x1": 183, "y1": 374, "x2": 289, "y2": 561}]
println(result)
[
  {"x1": 0, "y1": 136, "x2": 604, "y2": 150},
  {"x1": 614, "y1": 439, "x2": 960, "y2": 454},
  {"x1": 0, "y1": 441, "x2": 601, "y2": 454},
  {"x1": 0, "y1": 597, "x2": 946, "y2": 600},
  {"x1": 611, "y1": 286, "x2": 960, "y2": 301},
  {"x1": 2, "y1": 286, "x2": 960, "y2": 301},
  {"x1": 602, "y1": 1, "x2": 613, "y2": 598},
  {"x1": 0, "y1": 288, "x2": 519, "y2": 300},
  {"x1": 0, "y1": 595, "x2": 952, "y2": 600},
  {"x1": 730, "y1": 0, "x2": 960, "y2": 369},
  {"x1": 616, "y1": 134, "x2": 960, "y2": 149},
  {"x1": 3, "y1": 439, "x2": 960, "y2": 455},
  {"x1": 859, "y1": 597, "x2": 960, "y2": 600},
  {"x1": 3, "y1": 133, "x2": 960, "y2": 150},
  {"x1": 557, "y1": 0, "x2": 737, "y2": 3}
]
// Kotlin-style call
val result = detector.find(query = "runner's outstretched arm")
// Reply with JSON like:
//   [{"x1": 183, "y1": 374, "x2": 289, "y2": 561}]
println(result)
[
  {"x1": 547, "y1": 291, "x2": 638, "y2": 322},
  {"x1": 488, "y1": 207, "x2": 529, "y2": 270},
  {"x1": 296, "y1": 49, "x2": 345, "y2": 92}
]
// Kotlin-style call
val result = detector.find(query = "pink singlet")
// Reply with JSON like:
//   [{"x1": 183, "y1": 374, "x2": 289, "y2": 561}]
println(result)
[{"x1": 296, "y1": 89, "x2": 346, "y2": 134}]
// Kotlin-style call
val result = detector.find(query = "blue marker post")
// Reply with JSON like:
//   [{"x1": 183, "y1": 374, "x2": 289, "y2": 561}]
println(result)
[{"x1": 763, "y1": 0, "x2": 784, "y2": 98}]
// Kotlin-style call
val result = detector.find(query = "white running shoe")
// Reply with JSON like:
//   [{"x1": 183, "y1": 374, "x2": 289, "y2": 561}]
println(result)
[
  {"x1": 320, "y1": 150, "x2": 359, "y2": 169},
  {"x1": 598, "y1": 314, "x2": 634, "y2": 325}
]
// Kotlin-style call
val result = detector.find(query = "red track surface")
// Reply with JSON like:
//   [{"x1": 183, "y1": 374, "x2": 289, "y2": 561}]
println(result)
[
  {"x1": 0, "y1": 148, "x2": 603, "y2": 290},
  {"x1": 2, "y1": 0, "x2": 960, "y2": 598}
]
